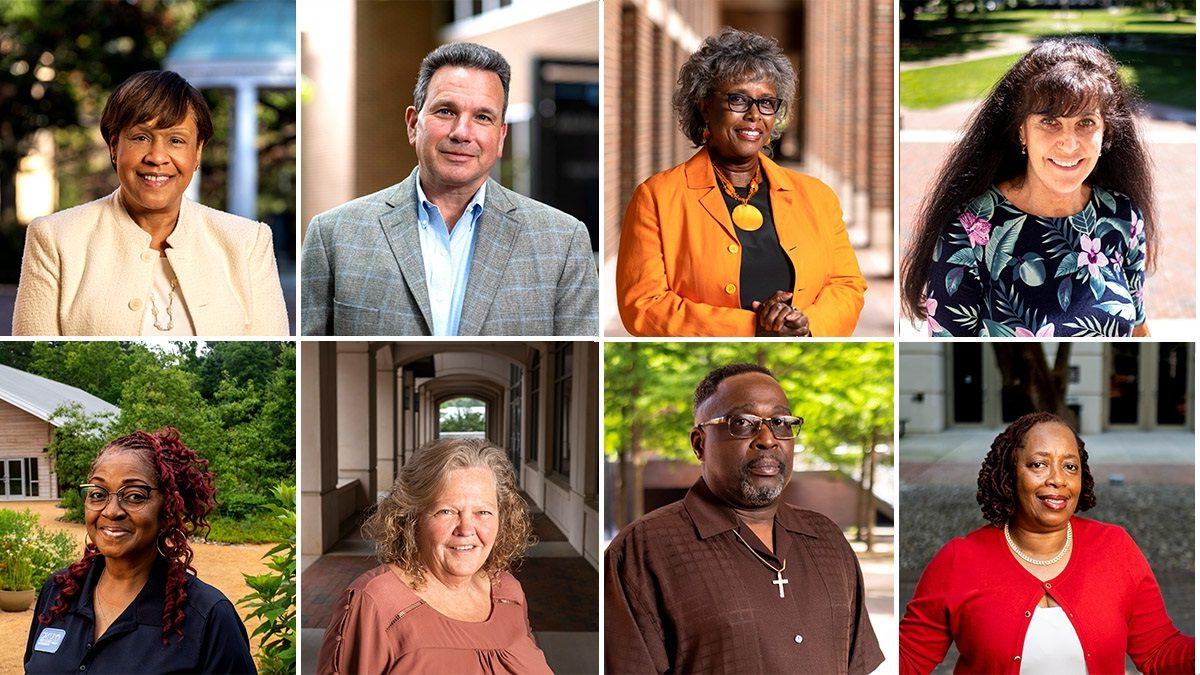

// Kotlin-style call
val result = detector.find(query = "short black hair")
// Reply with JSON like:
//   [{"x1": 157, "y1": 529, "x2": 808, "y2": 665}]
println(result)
[
  {"x1": 100, "y1": 70, "x2": 213, "y2": 149},
  {"x1": 976, "y1": 411, "x2": 1096, "y2": 527},
  {"x1": 693, "y1": 363, "x2": 776, "y2": 415},
  {"x1": 413, "y1": 42, "x2": 511, "y2": 118}
]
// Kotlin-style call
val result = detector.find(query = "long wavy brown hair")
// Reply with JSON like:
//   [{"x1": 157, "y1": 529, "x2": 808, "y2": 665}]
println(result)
[
  {"x1": 41, "y1": 428, "x2": 215, "y2": 643},
  {"x1": 363, "y1": 438, "x2": 533, "y2": 589},
  {"x1": 901, "y1": 37, "x2": 1155, "y2": 321}
]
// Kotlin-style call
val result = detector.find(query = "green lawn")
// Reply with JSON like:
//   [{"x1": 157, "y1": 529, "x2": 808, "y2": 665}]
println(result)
[
  {"x1": 900, "y1": 48, "x2": 1195, "y2": 110},
  {"x1": 206, "y1": 513, "x2": 294, "y2": 545},
  {"x1": 902, "y1": 8, "x2": 1195, "y2": 62}
]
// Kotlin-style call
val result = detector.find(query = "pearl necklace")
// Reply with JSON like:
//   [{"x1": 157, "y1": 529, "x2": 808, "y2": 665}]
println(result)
[{"x1": 1004, "y1": 521, "x2": 1072, "y2": 566}]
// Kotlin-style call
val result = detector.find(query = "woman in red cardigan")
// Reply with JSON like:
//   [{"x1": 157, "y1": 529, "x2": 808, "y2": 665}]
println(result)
[{"x1": 900, "y1": 412, "x2": 1194, "y2": 674}]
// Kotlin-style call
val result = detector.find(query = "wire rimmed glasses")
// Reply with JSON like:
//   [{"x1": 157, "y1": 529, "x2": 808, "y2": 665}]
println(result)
[{"x1": 77, "y1": 484, "x2": 158, "y2": 512}]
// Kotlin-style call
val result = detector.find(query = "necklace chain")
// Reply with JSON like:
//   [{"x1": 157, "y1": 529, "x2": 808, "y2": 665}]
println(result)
[
  {"x1": 150, "y1": 271, "x2": 178, "y2": 331},
  {"x1": 714, "y1": 164, "x2": 762, "y2": 206},
  {"x1": 731, "y1": 528, "x2": 786, "y2": 574},
  {"x1": 1004, "y1": 521, "x2": 1072, "y2": 566}
]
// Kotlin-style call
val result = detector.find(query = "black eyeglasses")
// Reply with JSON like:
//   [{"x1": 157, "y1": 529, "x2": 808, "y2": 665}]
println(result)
[
  {"x1": 696, "y1": 414, "x2": 804, "y2": 440},
  {"x1": 78, "y1": 484, "x2": 158, "y2": 512},
  {"x1": 717, "y1": 92, "x2": 784, "y2": 116}
]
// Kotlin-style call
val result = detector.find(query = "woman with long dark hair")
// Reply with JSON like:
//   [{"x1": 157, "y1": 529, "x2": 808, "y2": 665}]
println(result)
[
  {"x1": 24, "y1": 428, "x2": 255, "y2": 673},
  {"x1": 900, "y1": 38, "x2": 1154, "y2": 337}
]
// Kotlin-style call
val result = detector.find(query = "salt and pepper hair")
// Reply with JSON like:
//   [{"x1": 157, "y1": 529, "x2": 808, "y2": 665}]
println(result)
[
  {"x1": 413, "y1": 42, "x2": 512, "y2": 119},
  {"x1": 362, "y1": 438, "x2": 533, "y2": 589},
  {"x1": 673, "y1": 28, "x2": 798, "y2": 147}
]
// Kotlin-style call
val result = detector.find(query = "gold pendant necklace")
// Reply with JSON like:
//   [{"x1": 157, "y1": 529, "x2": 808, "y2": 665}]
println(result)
[{"x1": 715, "y1": 164, "x2": 764, "y2": 231}]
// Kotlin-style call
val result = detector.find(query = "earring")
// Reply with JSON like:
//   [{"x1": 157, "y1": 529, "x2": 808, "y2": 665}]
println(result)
[
  {"x1": 157, "y1": 532, "x2": 171, "y2": 559},
  {"x1": 702, "y1": 124, "x2": 711, "y2": 142},
  {"x1": 1020, "y1": 143, "x2": 1026, "y2": 155}
]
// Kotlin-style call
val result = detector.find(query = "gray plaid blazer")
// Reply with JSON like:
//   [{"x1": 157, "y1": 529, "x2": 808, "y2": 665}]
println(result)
[{"x1": 301, "y1": 170, "x2": 598, "y2": 336}]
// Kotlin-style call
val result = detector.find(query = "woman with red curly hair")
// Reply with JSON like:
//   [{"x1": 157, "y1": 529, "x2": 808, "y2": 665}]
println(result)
[
  {"x1": 316, "y1": 438, "x2": 550, "y2": 674},
  {"x1": 23, "y1": 428, "x2": 256, "y2": 674}
]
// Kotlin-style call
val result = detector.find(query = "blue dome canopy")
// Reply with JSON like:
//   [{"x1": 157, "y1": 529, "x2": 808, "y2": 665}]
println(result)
[{"x1": 167, "y1": 0, "x2": 295, "y2": 63}]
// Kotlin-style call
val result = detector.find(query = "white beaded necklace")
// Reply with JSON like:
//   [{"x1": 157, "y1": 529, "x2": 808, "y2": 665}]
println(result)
[{"x1": 1004, "y1": 521, "x2": 1072, "y2": 566}]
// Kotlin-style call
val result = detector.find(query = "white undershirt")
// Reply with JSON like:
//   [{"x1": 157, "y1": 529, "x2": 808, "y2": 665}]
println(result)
[
  {"x1": 1020, "y1": 605, "x2": 1087, "y2": 674},
  {"x1": 140, "y1": 255, "x2": 196, "y2": 336}
]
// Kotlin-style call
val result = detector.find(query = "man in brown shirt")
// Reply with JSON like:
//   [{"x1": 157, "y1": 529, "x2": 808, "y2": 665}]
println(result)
[{"x1": 605, "y1": 363, "x2": 884, "y2": 674}]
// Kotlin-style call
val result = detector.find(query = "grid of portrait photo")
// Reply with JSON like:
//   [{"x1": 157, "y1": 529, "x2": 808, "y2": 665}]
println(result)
[{"x1": 0, "y1": 1, "x2": 1195, "y2": 674}]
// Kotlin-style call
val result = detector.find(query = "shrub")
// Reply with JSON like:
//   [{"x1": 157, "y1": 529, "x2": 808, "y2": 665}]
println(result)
[
  {"x1": 0, "y1": 509, "x2": 78, "y2": 591},
  {"x1": 238, "y1": 482, "x2": 296, "y2": 674}
]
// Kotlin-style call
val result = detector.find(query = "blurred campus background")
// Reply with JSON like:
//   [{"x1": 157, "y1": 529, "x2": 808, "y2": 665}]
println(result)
[
  {"x1": 899, "y1": 341, "x2": 1195, "y2": 673},
  {"x1": 299, "y1": 0, "x2": 599, "y2": 260},
  {"x1": 602, "y1": 0, "x2": 895, "y2": 337},
  {"x1": 0, "y1": 0, "x2": 297, "y2": 335},
  {"x1": 604, "y1": 342, "x2": 897, "y2": 668},
  {"x1": 898, "y1": 0, "x2": 1196, "y2": 336},
  {"x1": 299, "y1": 341, "x2": 599, "y2": 674}
]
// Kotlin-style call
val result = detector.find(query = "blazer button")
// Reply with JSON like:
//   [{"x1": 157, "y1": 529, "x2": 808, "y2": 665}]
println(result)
[
  {"x1": 140, "y1": 250, "x2": 155, "y2": 262},
  {"x1": 128, "y1": 298, "x2": 144, "y2": 312},
  {"x1": 724, "y1": 283, "x2": 736, "y2": 294},
  {"x1": 728, "y1": 244, "x2": 739, "y2": 253}
]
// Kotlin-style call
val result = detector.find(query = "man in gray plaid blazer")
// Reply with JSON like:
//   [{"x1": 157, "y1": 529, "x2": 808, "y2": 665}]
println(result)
[{"x1": 301, "y1": 43, "x2": 598, "y2": 336}]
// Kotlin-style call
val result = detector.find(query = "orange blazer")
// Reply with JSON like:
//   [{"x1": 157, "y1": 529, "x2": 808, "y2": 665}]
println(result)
[{"x1": 616, "y1": 147, "x2": 867, "y2": 336}]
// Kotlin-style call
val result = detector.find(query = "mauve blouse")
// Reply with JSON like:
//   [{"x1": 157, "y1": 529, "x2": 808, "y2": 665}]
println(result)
[{"x1": 316, "y1": 565, "x2": 552, "y2": 674}]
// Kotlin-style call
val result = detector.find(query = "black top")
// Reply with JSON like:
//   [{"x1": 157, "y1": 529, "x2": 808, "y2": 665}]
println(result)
[
  {"x1": 24, "y1": 556, "x2": 256, "y2": 674},
  {"x1": 716, "y1": 170, "x2": 795, "y2": 310}
]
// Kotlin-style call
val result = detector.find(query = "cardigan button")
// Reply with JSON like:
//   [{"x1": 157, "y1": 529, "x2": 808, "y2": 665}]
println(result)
[
  {"x1": 728, "y1": 244, "x2": 739, "y2": 253},
  {"x1": 1024, "y1": 611, "x2": 1031, "y2": 617},
  {"x1": 1013, "y1": 656, "x2": 1021, "y2": 662},
  {"x1": 724, "y1": 283, "x2": 736, "y2": 294},
  {"x1": 1044, "y1": 582, "x2": 1052, "y2": 589},
  {"x1": 141, "y1": 250, "x2": 155, "y2": 262},
  {"x1": 128, "y1": 298, "x2": 144, "y2": 312}
]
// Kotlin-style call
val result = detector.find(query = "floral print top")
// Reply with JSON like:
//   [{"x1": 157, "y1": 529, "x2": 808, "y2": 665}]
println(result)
[{"x1": 926, "y1": 185, "x2": 1146, "y2": 337}]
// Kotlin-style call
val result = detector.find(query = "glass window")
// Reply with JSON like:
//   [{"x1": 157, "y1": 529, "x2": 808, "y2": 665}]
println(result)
[
  {"x1": 527, "y1": 351, "x2": 540, "y2": 464},
  {"x1": 550, "y1": 344, "x2": 573, "y2": 479}
]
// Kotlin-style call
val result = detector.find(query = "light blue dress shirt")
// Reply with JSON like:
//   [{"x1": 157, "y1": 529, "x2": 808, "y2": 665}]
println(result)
[{"x1": 415, "y1": 174, "x2": 486, "y2": 336}]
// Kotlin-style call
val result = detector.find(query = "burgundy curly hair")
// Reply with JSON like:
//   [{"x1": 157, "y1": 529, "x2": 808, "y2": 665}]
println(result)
[
  {"x1": 976, "y1": 412, "x2": 1096, "y2": 527},
  {"x1": 41, "y1": 428, "x2": 216, "y2": 643}
]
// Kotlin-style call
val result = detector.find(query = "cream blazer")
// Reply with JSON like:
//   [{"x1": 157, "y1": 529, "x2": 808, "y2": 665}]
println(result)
[{"x1": 12, "y1": 189, "x2": 289, "y2": 336}]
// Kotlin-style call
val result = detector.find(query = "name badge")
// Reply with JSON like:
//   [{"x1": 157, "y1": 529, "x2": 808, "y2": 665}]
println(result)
[{"x1": 34, "y1": 627, "x2": 66, "y2": 654}]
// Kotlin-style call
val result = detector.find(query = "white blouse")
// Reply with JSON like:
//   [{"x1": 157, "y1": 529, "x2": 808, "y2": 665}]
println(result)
[
  {"x1": 1020, "y1": 605, "x2": 1087, "y2": 674},
  {"x1": 140, "y1": 254, "x2": 196, "y2": 336}
]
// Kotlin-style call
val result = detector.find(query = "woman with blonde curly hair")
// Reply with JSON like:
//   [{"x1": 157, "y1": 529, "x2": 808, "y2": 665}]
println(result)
[{"x1": 316, "y1": 438, "x2": 550, "y2": 674}]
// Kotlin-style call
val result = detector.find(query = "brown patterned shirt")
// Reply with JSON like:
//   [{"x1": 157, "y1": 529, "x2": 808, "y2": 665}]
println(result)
[{"x1": 605, "y1": 478, "x2": 884, "y2": 674}]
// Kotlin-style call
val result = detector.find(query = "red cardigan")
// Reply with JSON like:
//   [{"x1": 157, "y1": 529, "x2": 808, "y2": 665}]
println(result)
[{"x1": 900, "y1": 517, "x2": 1193, "y2": 674}]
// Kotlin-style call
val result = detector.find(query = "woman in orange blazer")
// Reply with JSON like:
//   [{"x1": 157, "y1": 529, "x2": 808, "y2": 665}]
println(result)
[{"x1": 616, "y1": 29, "x2": 866, "y2": 337}]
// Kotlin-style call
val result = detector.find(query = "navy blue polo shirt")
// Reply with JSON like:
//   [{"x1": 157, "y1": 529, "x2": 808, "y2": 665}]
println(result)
[{"x1": 24, "y1": 556, "x2": 257, "y2": 674}]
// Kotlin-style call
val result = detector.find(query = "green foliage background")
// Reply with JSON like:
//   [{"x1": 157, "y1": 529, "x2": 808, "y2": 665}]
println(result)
[
  {"x1": 0, "y1": 341, "x2": 295, "y2": 527},
  {"x1": 604, "y1": 342, "x2": 894, "y2": 470}
]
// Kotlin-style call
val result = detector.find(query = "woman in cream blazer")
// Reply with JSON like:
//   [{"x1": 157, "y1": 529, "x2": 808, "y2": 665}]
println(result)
[
  {"x1": 13, "y1": 190, "x2": 288, "y2": 336},
  {"x1": 12, "y1": 70, "x2": 287, "y2": 337}
]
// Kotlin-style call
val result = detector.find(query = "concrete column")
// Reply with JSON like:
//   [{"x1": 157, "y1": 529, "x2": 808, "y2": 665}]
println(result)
[
  {"x1": 337, "y1": 343, "x2": 376, "y2": 509},
  {"x1": 229, "y1": 82, "x2": 258, "y2": 219},
  {"x1": 300, "y1": 342, "x2": 340, "y2": 555},
  {"x1": 376, "y1": 359, "x2": 396, "y2": 493},
  {"x1": 400, "y1": 369, "x2": 416, "y2": 466}
]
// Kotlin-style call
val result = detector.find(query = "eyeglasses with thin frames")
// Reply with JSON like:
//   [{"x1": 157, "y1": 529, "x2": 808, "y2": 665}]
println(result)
[
  {"x1": 77, "y1": 484, "x2": 159, "y2": 512},
  {"x1": 695, "y1": 414, "x2": 804, "y2": 440},
  {"x1": 716, "y1": 92, "x2": 784, "y2": 116}
]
